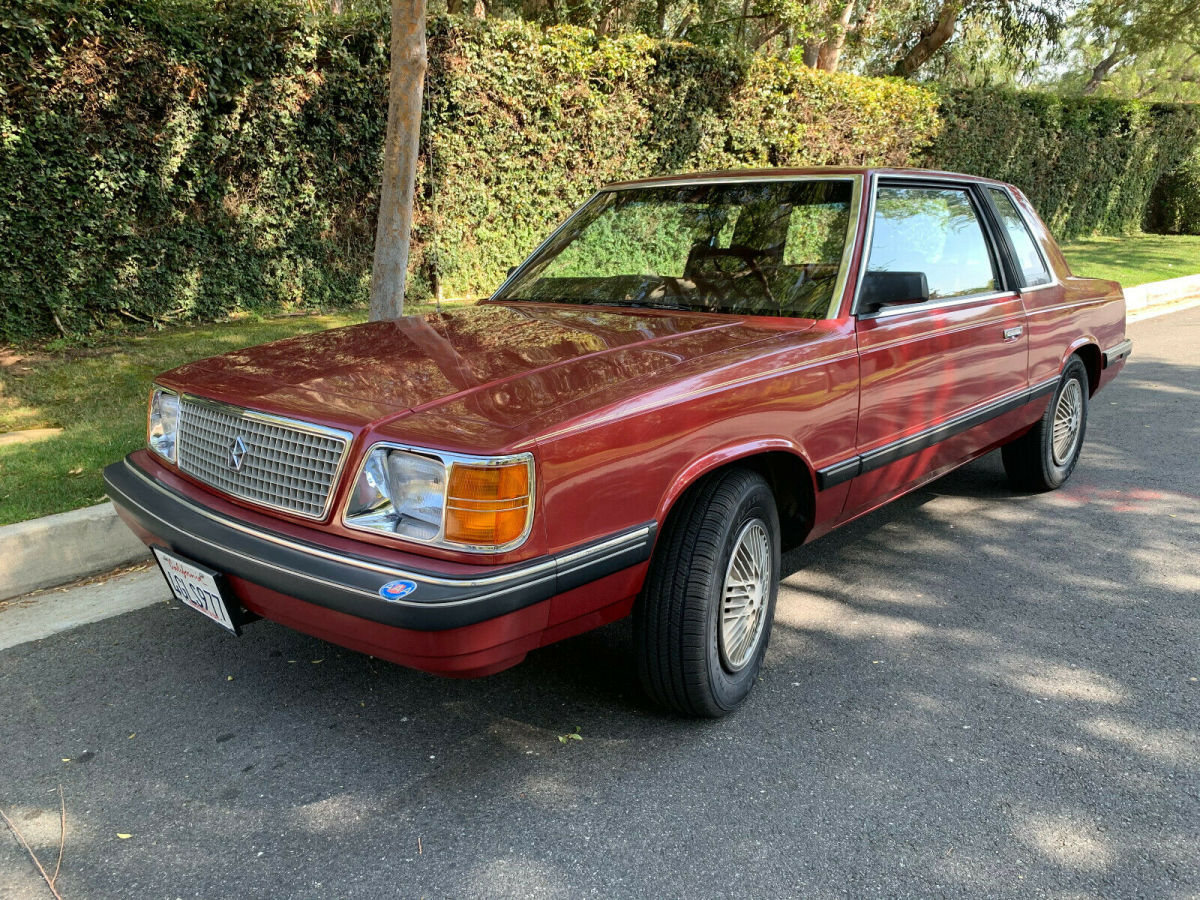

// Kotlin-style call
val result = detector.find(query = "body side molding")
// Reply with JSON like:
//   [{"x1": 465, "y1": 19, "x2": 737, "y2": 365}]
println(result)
[{"x1": 816, "y1": 376, "x2": 1059, "y2": 490}]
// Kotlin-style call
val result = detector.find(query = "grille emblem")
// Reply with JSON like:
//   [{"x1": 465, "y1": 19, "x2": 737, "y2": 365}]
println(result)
[{"x1": 228, "y1": 435, "x2": 249, "y2": 472}]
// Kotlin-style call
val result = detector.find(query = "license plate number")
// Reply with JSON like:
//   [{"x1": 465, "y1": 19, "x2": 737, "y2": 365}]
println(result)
[{"x1": 153, "y1": 548, "x2": 238, "y2": 634}]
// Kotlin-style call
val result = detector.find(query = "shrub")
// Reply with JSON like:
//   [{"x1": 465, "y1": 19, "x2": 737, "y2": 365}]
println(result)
[
  {"x1": 0, "y1": 1, "x2": 940, "y2": 343},
  {"x1": 1147, "y1": 149, "x2": 1200, "y2": 236},
  {"x1": 928, "y1": 88, "x2": 1200, "y2": 241},
  {"x1": 420, "y1": 20, "x2": 939, "y2": 303}
]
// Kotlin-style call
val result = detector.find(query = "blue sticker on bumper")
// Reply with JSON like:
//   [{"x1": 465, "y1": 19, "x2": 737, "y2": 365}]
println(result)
[{"x1": 378, "y1": 579, "x2": 418, "y2": 601}]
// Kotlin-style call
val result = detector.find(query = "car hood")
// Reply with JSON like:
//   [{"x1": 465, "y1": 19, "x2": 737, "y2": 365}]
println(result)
[{"x1": 161, "y1": 303, "x2": 809, "y2": 435}]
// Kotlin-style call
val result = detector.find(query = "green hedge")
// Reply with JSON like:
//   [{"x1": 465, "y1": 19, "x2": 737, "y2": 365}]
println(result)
[
  {"x1": 1147, "y1": 149, "x2": 1200, "y2": 236},
  {"x1": 420, "y1": 22, "x2": 940, "y2": 302},
  {"x1": 3, "y1": 0, "x2": 1195, "y2": 345},
  {"x1": 0, "y1": 0, "x2": 940, "y2": 343},
  {"x1": 0, "y1": 0, "x2": 389, "y2": 344},
  {"x1": 929, "y1": 88, "x2": 1200, "y2": 241}
]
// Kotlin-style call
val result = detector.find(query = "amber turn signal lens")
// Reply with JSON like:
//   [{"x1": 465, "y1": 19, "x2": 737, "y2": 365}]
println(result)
[{"x1": 444, "y1": 462, "x2": 532, "y2": 547}]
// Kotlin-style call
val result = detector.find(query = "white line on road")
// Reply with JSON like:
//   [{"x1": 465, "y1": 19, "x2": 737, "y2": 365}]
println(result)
[{"x1": 0, "y1": 568, "x2": 167, "y2": 651}]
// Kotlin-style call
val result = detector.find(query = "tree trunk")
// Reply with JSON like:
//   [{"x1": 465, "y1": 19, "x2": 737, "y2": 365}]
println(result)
[
  {"x1": 369, "y1": 0, "x2": 428, "y2": 321},
  {"x1": 735, "y1": 0, "x2": 751, "y2": 43},
  {"x1": 330, "y1": 0, "x2": 343, "y2": 14},
  {"x1": 671, "y1": 10, "x2": 693, "y2": 39},
  {"x1": 1082, "y1": 47, "x2": 1123, "y2": 95},
  {"x1": 891, "y1": 0, "x2": 961, "y2": 78},
  {"x1": 447, "y1": 0, "x2": 462, "y2": 14},
  {"x1": 814, "y1": 0, "x2": 856, "y2": 72}
]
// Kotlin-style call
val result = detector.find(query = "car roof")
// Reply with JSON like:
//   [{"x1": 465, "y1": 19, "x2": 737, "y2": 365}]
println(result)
[{"x1": 603, "y1": 166, "x2": 1012, "y2": 191}]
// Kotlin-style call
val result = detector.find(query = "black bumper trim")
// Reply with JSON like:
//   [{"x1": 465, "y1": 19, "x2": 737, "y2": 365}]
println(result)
[
  {"x1": 815, "y1": 376, "x2": 1059, "y2": 490},
  {"x1": 1103, "y1": 338, "x2": 1133, "y2": 368},
  {"x1": 104, "y1": 457, "x2": 655, "y2": 631}
]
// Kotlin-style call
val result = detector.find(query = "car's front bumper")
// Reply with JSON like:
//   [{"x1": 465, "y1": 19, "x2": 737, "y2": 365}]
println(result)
[{"x1": 104, "y1": 454, "x2": 655, "y2": 674}]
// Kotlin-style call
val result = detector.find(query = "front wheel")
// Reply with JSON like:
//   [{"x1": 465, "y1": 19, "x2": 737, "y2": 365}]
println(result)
[
  {"x1": 1002, "y1": 356, "x2": 1089, "y2": 492},
  {"x1": 635, "y1": 468, "x2": 780, "y2": 717}
]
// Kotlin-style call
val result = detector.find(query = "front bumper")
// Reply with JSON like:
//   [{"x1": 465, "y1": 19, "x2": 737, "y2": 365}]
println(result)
[{"x1": 104, "y1": 455, "x2": 655, "y2": 635}]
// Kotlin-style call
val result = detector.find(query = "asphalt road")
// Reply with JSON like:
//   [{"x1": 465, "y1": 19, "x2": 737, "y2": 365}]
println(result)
[{"x1": 2, "y1": 308, "x2": 1197, "y2": 899}]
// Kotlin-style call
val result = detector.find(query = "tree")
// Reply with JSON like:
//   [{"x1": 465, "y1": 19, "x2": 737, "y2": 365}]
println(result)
[
  {"x1": 369, "y1": 0, "x2": 428, "y2": 321},
  {"x1": 799, "y1": 0, "x2": 883, "y2": 72},
  {"x1": 1108, "y1": 44, "x2": 1200, "y2": 100},
  {"x1": 1073, "y1": 0, "x2": 1200, "y2": 95},
  {"x1": 889, "y1": 0, "x2": 1062, "y2": 79}
]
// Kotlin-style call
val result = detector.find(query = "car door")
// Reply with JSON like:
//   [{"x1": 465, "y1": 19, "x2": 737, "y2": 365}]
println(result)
[
  {"x1": 981, "y1": 184, "x2": 1072, "y2": 390},
  {"x1": 838, "y1": 177, "x2": 1030, "y2": 522}
]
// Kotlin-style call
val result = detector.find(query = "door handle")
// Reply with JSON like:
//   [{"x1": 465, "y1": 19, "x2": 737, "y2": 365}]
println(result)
[{"x1": 1003, "y1": 326, "x2": 1023, "y2": 342}]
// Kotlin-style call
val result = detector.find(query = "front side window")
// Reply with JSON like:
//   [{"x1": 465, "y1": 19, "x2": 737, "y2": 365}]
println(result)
[
  {"x1": 494, "y1": 180, "x2": 855, "y2": 319},
  {"x1": 866, "y1": 186, "x2": 999, "y2": 302},
  {"x1": 988, "y1": 187, "x2": 1052, "y2": 287}
]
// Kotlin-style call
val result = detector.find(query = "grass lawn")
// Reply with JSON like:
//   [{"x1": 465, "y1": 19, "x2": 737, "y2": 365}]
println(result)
[
  {"x1": 0, "y1": 306, "x2": 432, "y2": 525},
  {"x1": 1059, "y1": 233, "x2": 1200, "y2": 287}
]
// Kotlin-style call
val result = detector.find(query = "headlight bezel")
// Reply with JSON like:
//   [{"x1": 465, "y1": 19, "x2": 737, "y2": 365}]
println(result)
[
  {"x1": 147, "y1": 384, "x2": 181, "y2": 463},
  {"x1": 341, "y1": 442, "x2": 536, "y2": 554}
]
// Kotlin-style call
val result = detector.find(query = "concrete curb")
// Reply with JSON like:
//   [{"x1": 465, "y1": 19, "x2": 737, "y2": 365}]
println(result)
[
  {"x1": 1, "y1": 272, "x2": 1197, "y2": 603},
  {"x1": 0, "y1": 568, "x2": 164, "y2": 651},
  {"x1": 0, "y1": 501, "x2": 150, "y2": 602},
  {"x1": 1123, "y1": 273, "x2": 1200, "y2": 315}
]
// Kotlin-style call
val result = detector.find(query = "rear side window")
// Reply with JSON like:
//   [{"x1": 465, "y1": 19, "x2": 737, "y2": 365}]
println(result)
[
  {"x1": 987, "y1": 188, "x2": 1052, "y2": 287},
  {"x1": 866, "y1": 186, "x2": 999, "y2": 301}
]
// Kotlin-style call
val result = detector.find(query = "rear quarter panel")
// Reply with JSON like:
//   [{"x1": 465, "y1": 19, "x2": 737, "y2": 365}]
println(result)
[{"x1": 1011, "y1": 189, "x2": 1127, "y2": 390}]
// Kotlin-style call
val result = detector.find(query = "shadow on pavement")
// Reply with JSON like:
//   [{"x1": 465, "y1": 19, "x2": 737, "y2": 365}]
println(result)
[{"x1": 1, "y1": 337, "x2": 1196, "y2": 898}]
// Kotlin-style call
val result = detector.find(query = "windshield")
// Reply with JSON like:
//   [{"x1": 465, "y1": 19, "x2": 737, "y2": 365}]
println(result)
[{"x1": 493, "y1": 179, "x2": 856, "y2": 319}]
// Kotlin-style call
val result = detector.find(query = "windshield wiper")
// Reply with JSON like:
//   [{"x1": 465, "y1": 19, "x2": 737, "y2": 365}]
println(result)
[{"x1": 608, "y1": 301, "x2": 691, "y2": 311}]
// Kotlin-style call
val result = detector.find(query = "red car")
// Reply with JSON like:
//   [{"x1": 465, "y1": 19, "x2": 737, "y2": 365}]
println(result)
[{"x1": 106, "y1": 167, "x2": 1131, "y2": 716}]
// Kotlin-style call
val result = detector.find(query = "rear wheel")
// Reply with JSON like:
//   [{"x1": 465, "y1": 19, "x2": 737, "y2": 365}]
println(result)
[
  {"x1": 1002, "y1": 356, "x2": 1089, "y2": 492},
  {"x1": 635, "y1": 468, "x2": 780, "y2": 717}
]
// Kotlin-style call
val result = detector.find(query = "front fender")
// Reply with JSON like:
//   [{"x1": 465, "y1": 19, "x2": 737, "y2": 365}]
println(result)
[{"x1": 655, "y1": 438, "x2": 817, "y2": 525}]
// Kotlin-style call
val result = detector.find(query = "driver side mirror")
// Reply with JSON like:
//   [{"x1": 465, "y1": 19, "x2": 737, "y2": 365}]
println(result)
[{"x1": 859, "y1": 271, "x2": 930, "y2": 313}]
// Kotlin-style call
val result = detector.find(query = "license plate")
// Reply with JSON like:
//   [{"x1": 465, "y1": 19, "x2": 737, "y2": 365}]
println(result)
[{"x1": 153, "y1": 547, "x2": 238, "y2": 635}]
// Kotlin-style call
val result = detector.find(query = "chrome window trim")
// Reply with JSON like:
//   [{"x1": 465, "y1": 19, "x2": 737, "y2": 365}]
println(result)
[
  {"x1": 986, "y1": 184, "x2": 1058, "y2": 291},
  {"x1": 492, "y1": 174, "x2": 864, "y2": 322},
  {"x1": 852, "y1": 176, "x2": 1011, "y2": 318},
  {"x1": 341, "y1": 442, "x2": 537, "y2": 554},
  {"x1": 175, "y1": 393, "x2": 353, "y2": 522},
  {"x1": 862, "y1": 289, "x2": 1022, "y2": 320},
  {"x1": 600, "y1": 173, "x2": 861, "y2": 189},
  {"x1": 490, "y1": 192, "x2": 603, "y2": 300}
]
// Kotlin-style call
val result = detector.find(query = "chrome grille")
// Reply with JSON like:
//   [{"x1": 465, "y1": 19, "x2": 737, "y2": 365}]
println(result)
[{"x1": 177, "y1": 397, "x2": 349, "y2": 519}]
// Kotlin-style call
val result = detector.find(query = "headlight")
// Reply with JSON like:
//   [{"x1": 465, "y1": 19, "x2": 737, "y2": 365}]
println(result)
[
  {"x1": 344, "y1": 445, "x2": 534, "y2": 551},
  {"x1": 147, "y1": 386, "x2": 180, "y2": 463}
]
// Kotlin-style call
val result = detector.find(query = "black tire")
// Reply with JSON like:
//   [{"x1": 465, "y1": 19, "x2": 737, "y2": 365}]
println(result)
[
  {"x1": 1002, "y1": 356, "x2": 1090, "y2": 492},
  {"x1": 634, "y1": 468, "x2": 780, "y2": 717}
]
